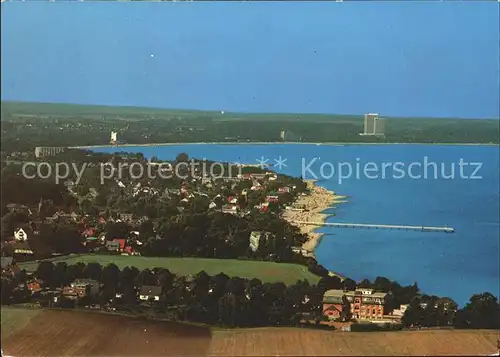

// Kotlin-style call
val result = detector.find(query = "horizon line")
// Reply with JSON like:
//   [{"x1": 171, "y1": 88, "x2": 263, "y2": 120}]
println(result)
[{"x1": 1, "y1": 99, "x2": 499, "y2": 121}]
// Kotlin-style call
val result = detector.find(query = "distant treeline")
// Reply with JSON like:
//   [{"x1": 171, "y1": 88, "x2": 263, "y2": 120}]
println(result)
[{"x1": 1, "y1": 101, "x2": 498, "y2": 153}]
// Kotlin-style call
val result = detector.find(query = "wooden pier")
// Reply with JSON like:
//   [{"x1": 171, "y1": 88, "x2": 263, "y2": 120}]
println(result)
[{"x1": 294, "y1": 221, "x2": 455, "y2": 233}]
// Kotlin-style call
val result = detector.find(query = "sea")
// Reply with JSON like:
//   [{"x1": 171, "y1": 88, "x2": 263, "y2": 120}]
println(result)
[{"x1": 93, "y1": 144, "x2": 500, "y2": 306}]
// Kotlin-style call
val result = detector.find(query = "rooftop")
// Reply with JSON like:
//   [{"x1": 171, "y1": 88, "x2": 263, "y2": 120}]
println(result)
[
  {"x1": 324, "y1": 289, "x2": 388, "y2": 299},
  {"x1": 139, "y1": 285, "x2": 162, "y2": 296},
  {"x1": 324, "y1": 289, "x2": 346, "y2": 298},
  {"x1": 72, "y1": 279, "x2": 99, "y2": 286}
]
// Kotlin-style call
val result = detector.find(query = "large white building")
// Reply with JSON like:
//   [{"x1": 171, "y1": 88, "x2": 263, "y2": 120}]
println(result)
[
  {"x1": 374, "y1": 117, "x2": 385, "y2": 135},
  {"x1": 34, "y1": 146, "x2": 66, "y2": 158},
  {"x1": 361, "y1": 113, "x2": 385, "y2": 136},
  {"x1": 110, "y1": 131, "x2": 118, "y2": 144}
]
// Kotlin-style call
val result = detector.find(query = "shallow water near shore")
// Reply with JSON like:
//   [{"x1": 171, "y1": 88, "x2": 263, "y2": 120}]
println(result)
[{"x1": 94, "y1": 144, "x2": 500, "y2": 305}]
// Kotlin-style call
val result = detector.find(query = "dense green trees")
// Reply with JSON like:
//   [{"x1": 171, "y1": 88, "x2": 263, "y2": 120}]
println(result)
[
  {"x1": 1, "y1": 170, "x2": 76, "y2": 216},
  {"x1": 2, "y1": 101, "x2": 499, "y2": 153},
  {"x1": 402, "y1": 297, "x2": 425, "y2": 327},
  {"x1": 341, "y1": 294, "x2": 353, "y2": 322},
  {"x1": 400, "y1": 293, "x2": 500, "y2": 330},
  {"x1": 453, "y1": 293, "x2": 500, "y2": 329},
  {"x1": 4, "y1": 259, "x2": 499, "y2": 330},
  {"x1": 28, "y1": 261, "x2": 319, "y2": 328}
]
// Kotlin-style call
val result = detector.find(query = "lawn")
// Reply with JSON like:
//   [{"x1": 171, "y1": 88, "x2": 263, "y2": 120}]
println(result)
[{"x1": 20, "y1": 255, "x2": 320, "y2": 285}]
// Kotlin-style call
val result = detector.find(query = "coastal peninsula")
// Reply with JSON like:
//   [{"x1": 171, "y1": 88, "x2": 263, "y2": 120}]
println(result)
[{"x1": 283, "y1": 180, "x2": 347, "y2": 256}]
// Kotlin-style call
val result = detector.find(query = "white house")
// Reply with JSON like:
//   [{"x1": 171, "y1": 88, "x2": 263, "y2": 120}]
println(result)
[
  {"x1": 249, "y1": 231, "x2": 261, "y2": 252},
  {"x1": 391, "y1": 304, "x2": 409, "y2": 317},
  {"x1": 14, "y1": 228, "x2": 27, "y2": 242}
]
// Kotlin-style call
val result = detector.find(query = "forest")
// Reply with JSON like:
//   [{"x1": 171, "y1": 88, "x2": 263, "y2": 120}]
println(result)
[{"x1": 1, "y1": 101, "x2": 498, "y2": 153}]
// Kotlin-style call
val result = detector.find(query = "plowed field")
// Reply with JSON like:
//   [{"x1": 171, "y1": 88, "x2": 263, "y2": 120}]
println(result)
[{"x1": 2, "y1": 308, "x2": 498, "y2": 356}]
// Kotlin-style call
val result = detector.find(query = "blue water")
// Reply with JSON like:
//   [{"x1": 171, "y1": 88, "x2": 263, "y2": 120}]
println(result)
[{"x1": 94, "y1": 144, "x2": 499, "y2": 305}]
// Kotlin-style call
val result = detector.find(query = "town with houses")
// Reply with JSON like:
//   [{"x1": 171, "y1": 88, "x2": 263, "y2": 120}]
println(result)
[
  {"x1": 0, "y1": 151, "x2": 437, "y2": 329},
  {"x1": 1, "y1": 168, "x2": 459, "y2": 333},
  {"x1": 0, "y1": 148, "x2": 497, "y2": 351}
]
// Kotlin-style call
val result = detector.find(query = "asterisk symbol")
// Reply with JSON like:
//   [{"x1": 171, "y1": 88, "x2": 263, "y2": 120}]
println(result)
[
  {"x1": 273, "y1": 156, "x2": 288, "y2": 171},
  {"x1": 256, "y1": 156, "x2": 269, "y2": 169}
]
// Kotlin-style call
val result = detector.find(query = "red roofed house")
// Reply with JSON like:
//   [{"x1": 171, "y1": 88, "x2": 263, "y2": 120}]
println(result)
[
  {"x1": 227, "y1": 196, "x2": 238, "y2": 204},
  {"x1": 323, "y1": 288, "x2": 388, "y2": 321},
  {"x1": 123, "y1": 246, "x2": 140, "y2": 256},
  {"x1": 113, "y1": 239, "x2": 126, "y2": 252},
  {"x1": 27, "y1": 279, "x2": 44, "y2": 294}
]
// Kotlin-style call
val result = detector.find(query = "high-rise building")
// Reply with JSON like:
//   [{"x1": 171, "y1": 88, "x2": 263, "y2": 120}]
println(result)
[
  {"x1": 361, "y1": 113, "x2": 385, "y2": 136},
  {"x1": 280, "y1": 130, "x2": 286, "y2": 141},
  {"x1": 374, "y1": 117, "x2": 385, "y2": 136},
  {"x1": 363, "y1": 113, "x2": 377, "y2": 134}
]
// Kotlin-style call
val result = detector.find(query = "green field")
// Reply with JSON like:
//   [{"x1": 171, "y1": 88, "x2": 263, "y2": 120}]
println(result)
[
  {"x1": 1, "y1": 307, "x2": 42, "y2": 339},
  {"x1": 20, "y1": 255, "x2": 320, "y2": 285},
  {"x1": 0, "y1": 101, "x2": 216, "y2": 119}
]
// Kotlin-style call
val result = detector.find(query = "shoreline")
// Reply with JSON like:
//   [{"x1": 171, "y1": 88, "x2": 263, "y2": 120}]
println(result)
[
  {"x1": 283, "y1": 179, "x2": 347, "y2": 279},
  {"x1": 70, "y1": 142, "x2": 499, "y2": 149}
]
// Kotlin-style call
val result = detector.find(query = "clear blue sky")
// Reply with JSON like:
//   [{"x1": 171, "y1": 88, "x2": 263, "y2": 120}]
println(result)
[{"x1": 1, "y1": 2, "x2": 499, "y2": 118}]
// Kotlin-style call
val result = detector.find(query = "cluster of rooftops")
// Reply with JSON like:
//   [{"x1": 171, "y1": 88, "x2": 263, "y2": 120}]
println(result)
[{"x1": 323, "y1": 288, "x2": 388, "y2": 305}]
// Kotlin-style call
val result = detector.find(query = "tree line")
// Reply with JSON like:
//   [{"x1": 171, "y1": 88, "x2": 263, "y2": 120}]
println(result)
[
  {"x1": 2, "y1": 101, "x2": 499, "y2": 155},
  {"x1": 2, "y1": 260, "x2": 324, "y2": 328},
  {"x1": 2, "y1": 261, "x2": 498, "y2": 329}
]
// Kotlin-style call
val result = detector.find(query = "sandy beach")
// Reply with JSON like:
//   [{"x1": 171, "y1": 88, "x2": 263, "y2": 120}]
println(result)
[
  {"x1": 70, "y1": 142, "x2": 499, "y2": 149},
  {"x1": 283, "y1": 180, "x2": 347, "y2": 256}
]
